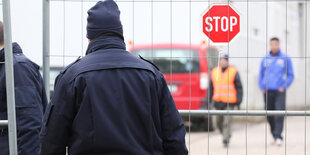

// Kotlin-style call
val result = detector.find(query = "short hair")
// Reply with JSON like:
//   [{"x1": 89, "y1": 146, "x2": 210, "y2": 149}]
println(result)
[
  {"x1": 0, "y1": 21, "x2": 3, "y2": 46},
  {"x1": 270, "y1": 37, "x2": 280, "y2": 42}
]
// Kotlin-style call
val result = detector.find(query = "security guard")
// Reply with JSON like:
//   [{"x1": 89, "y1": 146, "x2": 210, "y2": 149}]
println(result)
[
  {"x1": 40, "y1": 1, "x2": 187, "y2": 155},
  {"x1": 0, "y1": 21, "x2": 47, "y2": 154},
  {"x1": 209, "y1": 54, "x2": 243, "y2": 148}
]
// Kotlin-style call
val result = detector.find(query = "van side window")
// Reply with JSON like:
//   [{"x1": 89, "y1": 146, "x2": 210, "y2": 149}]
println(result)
[{"x1": 132, "y1": 49, "x2": 200, "y2": 74}]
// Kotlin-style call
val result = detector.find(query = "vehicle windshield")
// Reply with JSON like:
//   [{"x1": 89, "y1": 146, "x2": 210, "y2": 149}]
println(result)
[{"x1": 132, "y1": 49, "x2": 200, "y2": 74}]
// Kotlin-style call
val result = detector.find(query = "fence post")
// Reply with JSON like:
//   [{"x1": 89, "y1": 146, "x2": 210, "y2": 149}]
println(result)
[
  {"x1": 43, "y1": 0, "x2": 50, "y2": 100},
  {"x1": 2, "y1": 0, "x2": 18, "y2": 154}
]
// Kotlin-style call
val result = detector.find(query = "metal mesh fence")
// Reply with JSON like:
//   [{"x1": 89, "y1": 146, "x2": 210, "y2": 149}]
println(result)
[
  {"x1": 0, "y1": 0, "x2": 309, "y2": 154},
  {"x1": 41, "y1": 0, "x2": 310, "y2": 154},
  {"x1": 42, "y1": 0, "x2": 310, "y2": 154}
]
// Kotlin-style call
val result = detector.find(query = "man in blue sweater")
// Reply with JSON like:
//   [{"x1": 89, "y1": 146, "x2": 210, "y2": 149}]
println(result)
[{"x1": 258, "y1": 37, "x2": 294, "y2": 146}]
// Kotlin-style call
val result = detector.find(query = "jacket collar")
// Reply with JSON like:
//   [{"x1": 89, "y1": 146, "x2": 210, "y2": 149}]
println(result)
[
  {"x1": 269, "y1": 49, "x2": 282, "y2": 57},
  {"x1": 0, "y1": 42, "x2": 23, "y2": 62},
  {"x1": 86, "y1": 35, "x2": 126, "y2": 55},
  {"x1": 221, "y1": 66, "x2": 228, "y2": 72}
]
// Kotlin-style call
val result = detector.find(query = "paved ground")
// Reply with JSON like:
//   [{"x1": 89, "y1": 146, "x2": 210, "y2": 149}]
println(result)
[{"x1": 185, "y1": 116, "x2": 310, "y2": 155}]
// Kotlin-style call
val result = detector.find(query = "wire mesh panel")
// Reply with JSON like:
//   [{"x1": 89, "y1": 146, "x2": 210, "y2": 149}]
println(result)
[{"x1": 43, "y1": 0, "x2": 310, "y2": 154}]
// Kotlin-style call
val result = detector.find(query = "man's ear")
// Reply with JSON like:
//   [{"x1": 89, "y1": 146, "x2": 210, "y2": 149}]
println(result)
[{"x1": 88, "y1": 39, "x2": 92, "y2": 43}]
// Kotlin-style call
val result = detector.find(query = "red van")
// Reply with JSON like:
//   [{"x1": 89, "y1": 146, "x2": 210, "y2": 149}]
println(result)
[{"x1": 129, "y1": 42, "x2": 218, "y2": 130}]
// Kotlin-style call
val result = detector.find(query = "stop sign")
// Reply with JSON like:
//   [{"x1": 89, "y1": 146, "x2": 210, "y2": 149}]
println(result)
[{"x1": 202, "y1": 5, "x2": 240, "y2": 43}]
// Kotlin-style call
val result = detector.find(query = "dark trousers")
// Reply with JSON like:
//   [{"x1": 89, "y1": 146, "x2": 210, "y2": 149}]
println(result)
[
  {"x1": 215, "y1": 106, "x2": 233, "y2": 143},
  {"x1": 264, "y1": 90, "x2": 286, "y2": 140}
]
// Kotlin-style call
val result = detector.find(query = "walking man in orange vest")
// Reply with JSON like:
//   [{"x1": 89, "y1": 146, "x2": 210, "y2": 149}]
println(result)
[{"x1": 209, "y1": 54, "x2": 243, "y2": 148}]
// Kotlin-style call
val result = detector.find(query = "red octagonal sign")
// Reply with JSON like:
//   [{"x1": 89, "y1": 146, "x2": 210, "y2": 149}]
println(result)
[{"x1": 202, "y1": 5, "x2": 240, "y2": 43}]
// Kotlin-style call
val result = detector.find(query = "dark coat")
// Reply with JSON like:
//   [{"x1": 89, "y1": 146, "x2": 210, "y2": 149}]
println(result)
[
  {"x1": 0, "y1": 43, "x2": 47, "y2": 155},
  {"x1": 40, "y1": 36, "x2": 188, "y2": 155}
]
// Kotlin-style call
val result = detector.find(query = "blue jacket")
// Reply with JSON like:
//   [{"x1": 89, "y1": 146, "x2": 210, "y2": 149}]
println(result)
[
  {"x1": 40, "y1": 36, "x2": 188, "y2": 155},
  {"x1": 258, "y1": 50, "x2": 294, "y2": 91},
  {"x1": 0, "y1": 43, "x2": 47, "y2": 155}
]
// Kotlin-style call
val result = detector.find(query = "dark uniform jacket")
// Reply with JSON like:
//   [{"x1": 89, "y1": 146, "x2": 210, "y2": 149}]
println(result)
[
  {"x1": 40, "y1": 36, "x2": 188, "y2": 155},
  {"x1": 0, "y1": 43, "x2": 47, "y2": 155}
]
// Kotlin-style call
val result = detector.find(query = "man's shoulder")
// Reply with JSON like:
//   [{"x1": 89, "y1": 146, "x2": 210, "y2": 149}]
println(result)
[
  {"x1": 229, "y1": 65, "x2": 238, "y2": 71},
  {"x1": 60, "y1": 50, "x2": 162, "y2": 82},
  {"x1": 138, "y1": 55, "x2": 160, "y2": 71},
  {"x1": 57, "y1": 57, "x2": 82, "y2": 81},
  {"x1": 278, "y1": 51, "x2": 291, "y2": 58},
  {"x1": 211, "y1": 66, "x2": 220, "y2": 73},
  {"x1": 13, "y1": 53, "x2": 40, "y2": 70},
  {"x1": 135, "y1": 55, "x2": 164, "y2": 80},
  {"x1": 13, "y1": 53, "x2": 29, "y2": 64}
]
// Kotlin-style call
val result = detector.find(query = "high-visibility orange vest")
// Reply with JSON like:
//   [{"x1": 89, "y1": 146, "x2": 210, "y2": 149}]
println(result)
[{"x1": 211, "y1": 66, "x2": 238, "y2": 104}]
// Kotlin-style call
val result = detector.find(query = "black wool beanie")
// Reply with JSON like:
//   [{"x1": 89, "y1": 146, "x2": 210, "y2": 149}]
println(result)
[{"x1": 87, "y1": 0, "x2": 123, "y2": 39}]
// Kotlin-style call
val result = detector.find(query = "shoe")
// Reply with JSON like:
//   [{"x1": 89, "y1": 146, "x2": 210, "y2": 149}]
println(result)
[
  {"x1": 275, "y1": 139, "x2": 283, "y2": 147},
  {"x1": 223, "y1": 140, "x2": 229, "y2": 148}
]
